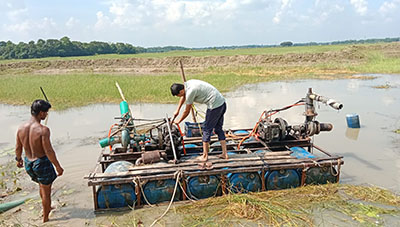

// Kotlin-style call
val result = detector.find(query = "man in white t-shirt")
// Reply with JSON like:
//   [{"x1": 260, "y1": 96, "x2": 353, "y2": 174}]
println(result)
[{"x1": 171, "y1": 79, "x2": 228, "y2": 162}]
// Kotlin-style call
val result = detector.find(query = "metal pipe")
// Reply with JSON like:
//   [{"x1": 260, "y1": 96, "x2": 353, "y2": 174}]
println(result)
[
  {"x1": 308, "y1": 94, "x2": 343, "y2": 110},
  {"x1": 165, "y1": 114, "x2": 178, "y2": 162}
]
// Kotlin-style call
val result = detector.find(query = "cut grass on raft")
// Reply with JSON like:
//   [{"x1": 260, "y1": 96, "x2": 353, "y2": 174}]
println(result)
[{"x1": 177, "y1": 183, "x2": 400, "y2": 226}]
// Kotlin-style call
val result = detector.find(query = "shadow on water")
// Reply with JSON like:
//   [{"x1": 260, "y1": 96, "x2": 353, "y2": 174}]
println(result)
[{"x1": 1, "y1": 74, "x2": 400, "y2": 224}]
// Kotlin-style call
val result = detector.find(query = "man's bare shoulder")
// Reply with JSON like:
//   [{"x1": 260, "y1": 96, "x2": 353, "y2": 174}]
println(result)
[
  {"x1": 17, "y1": 122, "x2": 31, "y2": 134},
  {"x1": 40, "y1": 125, "x2": 50, "y2": 136}
]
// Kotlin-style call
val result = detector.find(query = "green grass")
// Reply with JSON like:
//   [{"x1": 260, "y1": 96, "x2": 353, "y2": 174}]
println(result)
[
  {"x1": 0, "y1": 73, "x2": 277, "y2": 109},
  {"x1": 1, "y1": 42, "x2": 399, "y2": 109},
  {"x1": 351, "y1": 51, "x2": 400, "y2": 74}
]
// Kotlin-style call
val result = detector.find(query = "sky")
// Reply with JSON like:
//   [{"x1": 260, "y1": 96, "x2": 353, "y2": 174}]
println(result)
[{"x1": 0, "y1": 0, "x2": 399, "y2": 48}]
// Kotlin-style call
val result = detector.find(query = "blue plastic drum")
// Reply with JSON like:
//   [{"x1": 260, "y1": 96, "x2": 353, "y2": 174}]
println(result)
[
  {"x1": 290, "y1": 147, "x2": 315, "y2": 159},
  {"x1": 346, "y1": 114, "x2": 360, "y2": 128},
  {"x1": 142, "y1": 179, "x2": 181, "y2": 204},
  {"x1": 265, "y1": 169, "x2": 300, "y2": 190},
  {"x1": 97, "y1": 161, "x2": 136, "y2": 209},
  {"x1": 187, "y1": 175, "x2": 221, "y2": 199},
  {"x1": 228, "y1": 172, "x2": 262, "y2": 193}
]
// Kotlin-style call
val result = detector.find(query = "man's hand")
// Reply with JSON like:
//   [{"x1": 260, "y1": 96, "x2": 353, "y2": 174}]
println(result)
[
  {"x1": 173, "y1": 119, "x2": 181, "y2": 125},
  {"x1": 56, "y1": 166, "x2": 64, "y2": 176},
  {"x1": 16, "y1": 159, "x2": 23, "y2": 168}
]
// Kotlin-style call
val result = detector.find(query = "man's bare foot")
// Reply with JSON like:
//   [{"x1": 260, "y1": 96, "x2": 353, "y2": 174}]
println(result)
[
  {"x1": 43, "y1": 216, "x2": 49, "y2": 223},
  {"x1": 194, "y1": 155, "x2": 207, "y2": 162},
  {"x1": 217, "y1": 154, "x2": 228, "y2": 159}
]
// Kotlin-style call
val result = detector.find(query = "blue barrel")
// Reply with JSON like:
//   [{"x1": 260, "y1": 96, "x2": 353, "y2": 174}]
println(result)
[
  {"x1": 187, "y1": 175, "x2": 221, "y2": 199},
  {"x1": 183, "y1": 143, "x2": 202, "y2": 154},
  {"x1": 210, "y1": 141, "x2": 221, "y2": 152},
  {"x1": 265, "y1": 169, "x2": 300, "y2": 190},
  {"x1": 142, "y1": 179, "x2": 181, "y2": 204},
  {"x1": 290, "y1": 147, "x2": 315, "y2": 159},
  {"x1": 228, "y1": 172, "x2": 262, "y2": 193},
  {"x1": 210, "y1": 140, "x2": 236, "y2": 152},
  {"x1": 97, "y1": 161, "x2": 136, "y2": 209},
  {"x1": 233, "y1": 130, "x2": 249, "y2": 135},
  {"x1": 255, "y1": 149, "x2": 270, "y2": 154},
  {"x1": 346, "y1": 114, "x2": 360, "y2": 128},
  {"x1": 305, "y1": 167, "x2": 338, "y2": 185}
]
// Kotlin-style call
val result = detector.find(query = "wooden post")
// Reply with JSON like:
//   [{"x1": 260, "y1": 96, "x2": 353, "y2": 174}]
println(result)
[
  {"x1": 179, "y1": 60, "x2": 197, "y2": 123},
  {"x1": 135, "y1": 180, "x2": 142, "y2": 206},
  {"x1": 182, "y1": 178, "x2": 187, "y2": 200},
  {"x1": 92, "y1": 185, "x2": 98, "y2": 210},
  {"x1": 301, "y1": 168, "x2": 307, "y2": 186},
  {"x1": 261, "y1": 169, "x2": 266, "y2": 191},
  {"x1": 221, "y1": 174, "x2": 227, "y2": 194}
]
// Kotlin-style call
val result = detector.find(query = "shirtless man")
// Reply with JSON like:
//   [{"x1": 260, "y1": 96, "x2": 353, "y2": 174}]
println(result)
[{"x1": 15, "y1": 99, "x2": 63, "y2": 223}]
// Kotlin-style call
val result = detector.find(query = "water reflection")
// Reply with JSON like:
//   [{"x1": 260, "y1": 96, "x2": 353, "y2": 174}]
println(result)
[{"x1": 345, "y1": 128, "x2": 360, "y2": 140}]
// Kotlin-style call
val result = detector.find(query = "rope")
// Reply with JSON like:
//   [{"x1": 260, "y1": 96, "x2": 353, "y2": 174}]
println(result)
[
  {"x1": 329, "y1": 160, "x2": 341, "y2": 177},
  {"x1": 192, "y1": 104, "x2": 204, "y2": 137},
  {"x1": 134, "y1": 177, "x2": 155, "y2": 208},
  {"x1": 179, "y1": 178, "x2": 198, "y2": 202},
  {"x1": 192, "y1": 104, "x2": 206, "y2": 119},
  {"x1": 150, "y1": 170, "x2": 182, "y2": 227},
  {"x1": 312, "y1": 160, "x2": 322, "y2": 167}
]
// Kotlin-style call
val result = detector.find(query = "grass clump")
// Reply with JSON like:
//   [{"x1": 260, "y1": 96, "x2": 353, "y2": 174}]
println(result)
[{"x1": 177, "y1": 184, "x2": 400, "y2": 226}]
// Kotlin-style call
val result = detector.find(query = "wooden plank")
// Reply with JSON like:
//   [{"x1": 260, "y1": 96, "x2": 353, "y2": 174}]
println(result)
[
  {"x1": 88, "y1": 159, "x2": 344, "y2": 186},
  {"x1": 88, "y1": 157, "x2": 343, "y2": 179}
]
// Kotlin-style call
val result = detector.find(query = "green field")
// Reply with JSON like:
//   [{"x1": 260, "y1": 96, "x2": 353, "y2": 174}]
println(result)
[
  {"x1": 1, "y1": 42, "x2": 400, "y2": 109},
  {"x1": 0, "y1": 44, "x2": 349, "y2": 63}
]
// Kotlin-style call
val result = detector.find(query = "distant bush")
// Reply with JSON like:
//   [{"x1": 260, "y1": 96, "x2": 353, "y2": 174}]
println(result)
[{"x1": 280, "y1": 41, "x2": 293, "y2": 47}]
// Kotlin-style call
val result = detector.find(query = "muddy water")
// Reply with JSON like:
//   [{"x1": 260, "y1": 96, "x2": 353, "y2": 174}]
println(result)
[{"x1": 0, "y1": 74, "x2": 399, "y2": 225}]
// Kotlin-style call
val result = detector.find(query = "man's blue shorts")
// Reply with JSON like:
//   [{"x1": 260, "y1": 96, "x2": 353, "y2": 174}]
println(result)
[
  {"x1": 24, "y1": 156, "x2": 57, "y2": 185},
  {"x1": 203, "y1": 102, "x2": 227, "y2": 142}
]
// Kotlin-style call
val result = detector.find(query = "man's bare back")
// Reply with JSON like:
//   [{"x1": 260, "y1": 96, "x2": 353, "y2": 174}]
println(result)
[
  {"x1": 17, "y1": 119, "x2": 47, "y2": 161},
  {"x1": 15, "y1": 99, "x2": 63, "y2": 223}
]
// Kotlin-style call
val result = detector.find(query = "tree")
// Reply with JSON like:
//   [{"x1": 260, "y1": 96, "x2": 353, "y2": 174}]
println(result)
[{"x1": 280, "y1": 41, "x2": 293, "y2": 47}]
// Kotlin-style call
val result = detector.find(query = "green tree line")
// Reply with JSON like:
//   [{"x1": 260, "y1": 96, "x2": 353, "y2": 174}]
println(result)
[
  {"x1": 1, "y1": 36, "x2": 399, "y2": 60},
  {"x1": 0, "y1": 36, "x2": 189, "y2": 60}
]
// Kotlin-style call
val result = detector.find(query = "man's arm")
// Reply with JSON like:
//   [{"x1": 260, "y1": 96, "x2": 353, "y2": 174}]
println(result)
[
  {"x1": 41, "y1": 127, "x2": 64, "y2": 176},
  {"x1": 174, "y1": 95, "x2": 186, "y2": 118},
  {"x1": 15, "y1": 131, "x2": 23, "y2": 168},
  {"x1": 175, "y1": 104, "x2": 192, "y2": 124}
]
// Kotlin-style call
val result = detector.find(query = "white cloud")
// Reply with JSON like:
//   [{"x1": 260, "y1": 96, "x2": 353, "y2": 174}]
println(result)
[
  {"x1": 379, "y1": 0, "x2": 400, "y2": 14},
  {"x1": 66, "y1": 17, "x2": 80, "y2": 28},
  {"x1": 350, "y1": 0, "x2": 368, "y2": 16},
  {"x1": 0, "y1": 0, "x2": 28, "y2": 21},
  {"x1": 94, "y1": 11, "x2": 112, "y2": 30},
  {"x1": 273, "y1": 0, "x2": 292, "y2": 24},
  {"x1": 4, "y1": 17, "x2": 57, "y2": 34},
  {"x1": 96, "y1": 0, "x2": 270, "y2": 29}
]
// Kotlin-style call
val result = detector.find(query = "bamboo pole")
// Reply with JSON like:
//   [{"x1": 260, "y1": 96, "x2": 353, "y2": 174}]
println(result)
[{"x1": 179, "y1": 60, "x2": 197, "y2": 123}]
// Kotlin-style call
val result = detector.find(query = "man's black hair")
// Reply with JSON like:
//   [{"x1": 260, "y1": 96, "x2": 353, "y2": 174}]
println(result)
[
  {"x1": 170, "y1": 83, "x2": 184, "y2": 96},
  {"x1": 31, "y1": 99, "x2": 52, "y2": 116}
]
